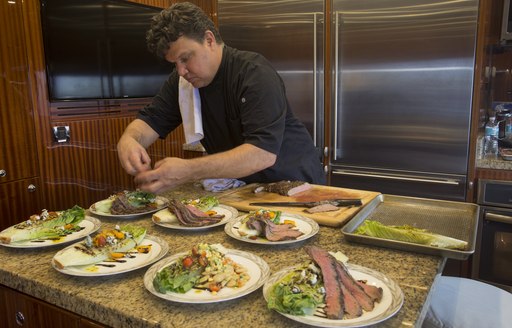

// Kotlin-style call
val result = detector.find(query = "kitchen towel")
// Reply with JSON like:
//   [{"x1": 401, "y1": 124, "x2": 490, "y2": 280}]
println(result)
[
  {"x1": 178, "y1": 76, "x2": 204, "y2": 146},
  {"x1": 201, "y1": 179, "x2": 247, "y2": 192}
]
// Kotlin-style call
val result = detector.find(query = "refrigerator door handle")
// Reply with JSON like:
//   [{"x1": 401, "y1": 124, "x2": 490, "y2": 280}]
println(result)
[
  {"x1": 333, "y1": 11, "x2": 340, "y2": 160},
  {"x1": 313, "y1": 12, "x2": 318, "y2": 146},
  {"x1": 332, "y1": 169, "x2": 461, "y2": 185}
]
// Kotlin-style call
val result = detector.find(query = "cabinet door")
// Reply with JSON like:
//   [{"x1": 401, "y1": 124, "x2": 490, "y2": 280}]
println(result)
[
  {"x1": 0, "y1": 0, "x2": 39, "y2": 184},
  {"x1": 0, "y1": 285, "x2": 81, "y2": 328},
  {"x1": 0, "y1": 178, "x2": 42, "y2": 230}
]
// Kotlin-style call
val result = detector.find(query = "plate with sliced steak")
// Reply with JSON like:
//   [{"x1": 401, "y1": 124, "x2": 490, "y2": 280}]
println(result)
[
  {"x1": 263, "y1": 246, "x2": 403, "y2": 327},
  {"x1": 90, "y1": 191, "x2": 169, "y2": 219},
  {"x1": 152, "y1": 199, "x2": 238, "y2": 231},
  {"x1": 224, "y1": 210, "x2": 319, "y2": 245}
]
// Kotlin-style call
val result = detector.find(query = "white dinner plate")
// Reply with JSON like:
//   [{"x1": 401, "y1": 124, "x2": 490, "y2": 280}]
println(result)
[
  {"x1": 144, "y1": 249, "x2": 270, "y2": 303},
  {"x1": 224, "y1": 212, "x2": 319, "y2": 245},
  {"x1": 263, "y1": 263, "x2": 404, "y2": 327},
  {"x1": 89, "y1": 196, "x2": 169, "y2": 219},
  {"x1": 152, "y1": 204, "x2": 238, "y2": 231},
  {"x1": 52, "y1": 235, "x2": 169, "y2": 276},
  {"x1": 0, "y1": 216, "x2": 101, "y2": 249}
]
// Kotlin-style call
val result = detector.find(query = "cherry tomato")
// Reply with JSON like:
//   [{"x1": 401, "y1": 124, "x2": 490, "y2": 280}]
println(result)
[
  {"x1": 95, "y1": 235, "x2": 106, "y2": 247},
  {"x1": 209, "y1": 283, "x2": 221, "y2": 292},
  {"x1": 182, "y1": 256, "x2": 194, "y2": 268}
]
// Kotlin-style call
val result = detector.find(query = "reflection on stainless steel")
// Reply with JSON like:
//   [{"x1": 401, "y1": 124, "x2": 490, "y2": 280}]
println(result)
[
  {"x1": 331, "y1": 0, "x2": 478, "y2": 201},
  {"x1": 218, "y1": 0, "x2": 324, "y2": 147}
]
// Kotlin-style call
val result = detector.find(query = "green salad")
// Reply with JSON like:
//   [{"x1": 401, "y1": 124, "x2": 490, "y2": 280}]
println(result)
[
  {"x1": 267, "y1": 261, "x2": 325, "y2": 316},
  {"x1": 181, "y1": 196, "x2": 219, "y2": 212}
]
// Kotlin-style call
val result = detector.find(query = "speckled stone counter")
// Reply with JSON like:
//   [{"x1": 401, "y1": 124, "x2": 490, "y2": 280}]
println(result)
[
  {"x1": 0, "y1": 183, "x2": 443, "y2": 328},
  {"x1": 476, "y1": 156, "x2": 512, "y2": 170}
]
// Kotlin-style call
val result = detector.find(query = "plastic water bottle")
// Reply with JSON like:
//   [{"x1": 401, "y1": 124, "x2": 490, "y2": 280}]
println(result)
[
  {"x1": 485, "y1": 116, "x2": 499, "y2": 140},
  {"x1": 484, "y1": 116, "x2": 499, "y2": 159},
  {"x1": 484, "y1": 137, "x2": 499, "y2": 159}
]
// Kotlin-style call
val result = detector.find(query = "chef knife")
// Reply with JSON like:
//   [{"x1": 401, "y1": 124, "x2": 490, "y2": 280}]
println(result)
[{"x1": 248, "y1": 199, "x2": 363, "y2": 208}]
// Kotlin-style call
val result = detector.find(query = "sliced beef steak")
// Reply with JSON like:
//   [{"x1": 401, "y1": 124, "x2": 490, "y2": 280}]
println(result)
[
  {"x1": 333, "y1": 260, "x2": 375, "y2": 312},
  {"x1": 168, "y1": 199, "x2": 224, "y2": 227},
  {"x1": 253, "y1": 180, "x2": 312, "y2": 196},
  {"x1": 245, "y1": 216, "x2": 304, "y2": 241},
  {"x1": 110, "y1": 193, "x2": 152, "y2": 215},
  {"x1": 357, "y1": 280, "x2": 383, "y2": 302},
  {"x1": 305, "y1": 203, "x2": 339, "y2": 214},
  {"x1": 305, "y1": 246, "x2": 345, "y2": 319}
]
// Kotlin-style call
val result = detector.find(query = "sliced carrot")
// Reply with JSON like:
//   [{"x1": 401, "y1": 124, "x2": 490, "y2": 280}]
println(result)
[
  {"x1": 136, "y1": 245, "x2": 152, "y2": 253},
  {"x1": 110, "y1": 252, "x2": 125, "y2": 258}
]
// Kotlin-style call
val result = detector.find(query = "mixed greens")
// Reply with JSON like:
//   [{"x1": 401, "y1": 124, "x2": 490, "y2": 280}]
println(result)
[
  {"x1": 93, "y1": 190, "x2": 158, "y2": 214},
  {"x1": 153, "y1": 243, "x2": 249, "y2": 294},
  {"x1": 355, "y1": 220, "x2": 468, "y2": 250},
  {"x1": 125, "y1": 191, "x2": 156, "y2": 207},
  {"x1": 267, "y1": 260, "x2": 325, "y2": 316},
  {"x1": 181, "y1": 196, "x2": 219, "y2": 212}
]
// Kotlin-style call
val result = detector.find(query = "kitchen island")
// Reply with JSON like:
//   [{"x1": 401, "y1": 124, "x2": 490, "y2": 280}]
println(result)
[{"x1": 0, "y1": 182, "x2": 443, "y2": 328}]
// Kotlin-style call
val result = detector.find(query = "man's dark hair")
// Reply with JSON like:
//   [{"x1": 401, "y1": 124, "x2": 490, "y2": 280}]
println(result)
[{"x1": 146, "y1": 2, "x2": 223, "y2": 59}]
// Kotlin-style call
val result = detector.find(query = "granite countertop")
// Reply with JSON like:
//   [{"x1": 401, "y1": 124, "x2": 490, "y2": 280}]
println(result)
[
  {"x1": 475, "y1": 134, "x2": 512, "y2": 170},
  {"x1": 0, "y1": 183, "x2": 443, "y2": 328}
]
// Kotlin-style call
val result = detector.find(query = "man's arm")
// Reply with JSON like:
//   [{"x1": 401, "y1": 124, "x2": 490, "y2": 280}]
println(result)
[
  {"x1": 134, "y1": 143, "x2": 276, "y2": 193},
  {"x1": 117, "y1": 119, "x2": 160, "y2": 175}
]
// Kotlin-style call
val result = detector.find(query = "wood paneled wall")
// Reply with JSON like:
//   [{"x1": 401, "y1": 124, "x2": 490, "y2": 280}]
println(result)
[
  {"x1": 0, "y1": 0, "x2": 39, "y2": 183},
  {"x1": 16, "y1": 0, "x2": 215, "y2": 210}
]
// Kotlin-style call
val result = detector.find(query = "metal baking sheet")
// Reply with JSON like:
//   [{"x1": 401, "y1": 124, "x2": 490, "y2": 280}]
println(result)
[{"x1": 341, "y1": 194, "x2": 479, "y2": 260}]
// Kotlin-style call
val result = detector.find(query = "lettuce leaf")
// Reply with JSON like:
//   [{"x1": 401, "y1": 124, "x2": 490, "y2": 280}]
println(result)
[
  {"x1": 126, "y1": 191, "x2": 156, "y2": 208},
  {"x1": 355, "y1": 220, "x2": 468, "y2": 250},
  {"x1": 120, "y1": 224, "x2": 146, "y2": 244},
  {"x1": 153, "y1": 263, "x2": 202, "y2": 294},
  {"x1": 182, "y1": 196, "x2": 219, "y2": 212},
  {"x1": 0, "y1": 205, "x2": 85, "y2": 243},
  {"x1": 93, "y1": 199, "x2": 114, "y2": 214},
  {"x1": 267, "y1": 262, "x2": 324, "y2": 316}
]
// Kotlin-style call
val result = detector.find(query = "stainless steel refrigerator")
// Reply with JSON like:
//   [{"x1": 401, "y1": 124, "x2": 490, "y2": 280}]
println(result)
[
  {"x1": 218, "y1": 0, "x2": 479, "y2": 201},
  {"x1": 329, "y1": 0, "x2": 478, "y2": 201}
]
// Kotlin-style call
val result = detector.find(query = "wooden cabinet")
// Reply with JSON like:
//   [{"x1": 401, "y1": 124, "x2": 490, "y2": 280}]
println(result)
[
  {"x1": 0, "y1": 285, "x2": 106, "y2": 328},
  {"x1": 0, "y1": 0, "x2": 42, "y2": 229}
]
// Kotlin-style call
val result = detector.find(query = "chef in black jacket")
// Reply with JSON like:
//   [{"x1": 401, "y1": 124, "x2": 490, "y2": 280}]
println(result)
[{"x1": 117, "y1": 2, "x2": 325, "y2": 194}]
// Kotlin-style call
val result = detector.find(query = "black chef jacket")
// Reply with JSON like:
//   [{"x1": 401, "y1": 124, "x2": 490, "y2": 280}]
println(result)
[{"x1": 137, "y1": 45, "x2": 325, "y2": 185}]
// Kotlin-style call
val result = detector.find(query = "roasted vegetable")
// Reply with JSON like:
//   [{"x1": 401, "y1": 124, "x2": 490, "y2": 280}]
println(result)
[{"x1": 355, "y1": 220, "x2": 468, "y2": 250}]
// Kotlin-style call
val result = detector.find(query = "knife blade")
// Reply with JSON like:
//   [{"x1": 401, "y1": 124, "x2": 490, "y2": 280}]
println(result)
[{"x1": 248, "y1": 199, "x2": 363, "y2": 208}]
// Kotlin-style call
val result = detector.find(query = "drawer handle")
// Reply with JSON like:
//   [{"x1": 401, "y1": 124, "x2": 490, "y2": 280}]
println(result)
[
  {"x1": 15, "y1": 311, "x2": 25, "y2": 326},
  {"x1": 0, "y1": 169, "x2": 6, "y2": 177},
  {"x1": 27, "y1": 184, "x2": 36, "y2": 193}
]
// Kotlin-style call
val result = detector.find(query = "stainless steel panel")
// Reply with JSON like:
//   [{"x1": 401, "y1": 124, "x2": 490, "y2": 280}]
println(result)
[
  {"x1": 218, "y1": 0, "x2": 324, "y2": 146},
  {"x1": 331, "y1": 165, "x2": 467, "y2": 201},
  {"x1": 342, "y1": 194, "x2": 479, "y2": 260},
  {"x1": 331, "y1": 0, "x2": 478, "y2": 175}
]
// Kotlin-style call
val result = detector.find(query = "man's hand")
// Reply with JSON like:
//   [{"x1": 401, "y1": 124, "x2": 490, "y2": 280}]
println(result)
[
  {"x1": 117, "y1": 136, "x2": 152, "y2": 176},
  {"x1": 117, "y1": 119, "x2": 159, "y2": 176},
  {"x1": 133, "y1": 144, "x2": 276, "y2": 194},
  {"x1": 134, "y1": 157, "x2": 190, "y2": 194}
]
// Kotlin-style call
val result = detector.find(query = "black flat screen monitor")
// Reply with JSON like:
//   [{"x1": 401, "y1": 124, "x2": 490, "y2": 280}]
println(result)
[{"x1": 41, "y1": 0, "x2": 173, "y2": 101}]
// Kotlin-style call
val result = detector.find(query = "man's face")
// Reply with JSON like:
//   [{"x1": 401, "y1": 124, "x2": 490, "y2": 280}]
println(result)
[{"x1": 164, "y1": 32, "x2": 220, "y2": 88}]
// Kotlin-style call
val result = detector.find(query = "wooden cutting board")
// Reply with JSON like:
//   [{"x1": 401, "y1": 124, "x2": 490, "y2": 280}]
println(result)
[{"x1": 218, "y1": 183, "x2": 380, "y2": 227}]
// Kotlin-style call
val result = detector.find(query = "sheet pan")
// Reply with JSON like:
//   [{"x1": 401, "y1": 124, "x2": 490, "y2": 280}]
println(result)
[{"x1": 341, "y1": 194, "x2": 479, "y2": 260}]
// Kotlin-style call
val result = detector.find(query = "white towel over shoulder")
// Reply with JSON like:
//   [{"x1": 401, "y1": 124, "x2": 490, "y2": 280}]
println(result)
[{"x1": 178, "y1": 77, "x2": 204, "y2": 145}]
